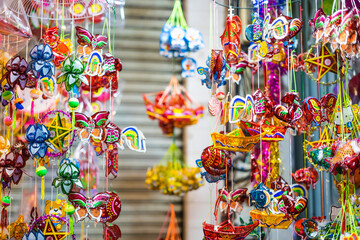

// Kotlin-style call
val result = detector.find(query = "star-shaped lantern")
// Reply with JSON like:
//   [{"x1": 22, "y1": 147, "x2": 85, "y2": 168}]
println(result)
[
  {"x1": 43, "y1": 217, "x2": 68, "y2": 240},
  {"x1": 41, "y1": 110, "x2": 74, "y2": 157},
  {"x1": 305, "y1": 44, "x2": 337, "y2": 80}
]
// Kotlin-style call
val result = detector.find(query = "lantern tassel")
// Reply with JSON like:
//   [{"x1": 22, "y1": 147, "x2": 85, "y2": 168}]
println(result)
[
  {"x1": 12, "y1": 109, "x2": 16, "y2": 131},
  {"x1": 69, "y1": 216, "x2": 73, "y2": 235},
  {"x1": 41, "y1": 176, "x2": 45, "y2": 200},
  {"x1": 30, "y1": 100, "x2": 35, "y2": 124},
  {"x1": 0, "y1": 208, "x2": 7, "y2": 228}
]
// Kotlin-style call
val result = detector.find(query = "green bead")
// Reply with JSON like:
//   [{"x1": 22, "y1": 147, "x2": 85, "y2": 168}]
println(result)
[
  {"x1": 68, "y1": 98, "x2": 79, "y2": 109},
  {"x1": 65, "y1": 204, "x2": 75, "y2": 215},
  {"x1": 2, "y1": 91, "x2": 13, "y2": 101},
  {"x1": 36, "y1": 166, "x2": 47, "y2": 177},
  {"x1": 1, "y1": 196, "x2": 11, "y2": 207}
]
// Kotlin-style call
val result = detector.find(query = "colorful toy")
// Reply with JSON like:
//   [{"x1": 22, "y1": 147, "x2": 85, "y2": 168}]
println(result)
[{"x1": 143, "y1": 76, "x2": 204, "y2": 135}]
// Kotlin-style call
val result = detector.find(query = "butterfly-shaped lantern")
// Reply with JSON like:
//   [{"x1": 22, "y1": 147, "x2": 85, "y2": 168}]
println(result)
[
  {"x1": 74, "y1": 111, "x2": 109, "y2": 143},
  {"x1": 218, "y1": 188, "x2": 247, "y2": 214},
  {"x1": 74, "y1": 111, "x2": 146, "y2": 178},
  {"x1": 75, "y1": 26, "x2": 108, "y2": 51},
  {"x1": 68, "y1": 191, "x2": 121, "y2": 223}
]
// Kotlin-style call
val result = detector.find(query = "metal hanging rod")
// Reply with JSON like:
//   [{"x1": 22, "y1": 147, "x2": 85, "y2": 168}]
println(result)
[{"x1": 214, "y1": 0, "x2": 301, "y2": 9}]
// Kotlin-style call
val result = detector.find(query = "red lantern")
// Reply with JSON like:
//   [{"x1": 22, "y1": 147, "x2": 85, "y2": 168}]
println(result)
[{"x1": 201, "y1": 145, "x2": 231, "y2": 176}]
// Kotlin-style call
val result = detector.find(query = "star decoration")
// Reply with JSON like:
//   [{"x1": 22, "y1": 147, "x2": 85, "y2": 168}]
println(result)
[
  {"x1": 43, "y1": 111, "x2": 73, "y2": 155},
  {"x1": 305, "y1": 44, "x2": 337, "y2": 80},
  {"x1": 43, "y1": 217, "x2": 68, "y2": 240}
]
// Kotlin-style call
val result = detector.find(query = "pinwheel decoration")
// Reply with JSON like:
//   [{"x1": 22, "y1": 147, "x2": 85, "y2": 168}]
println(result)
[
  {"x1": 1, "y1": 56, "x2": 28, "y2": 90},
  {"x1": 25, "y1": 123, "x2": 50, "y2": 159},
  {"x1": 27, "y1": 44, "x2": 55, "y2": 79},
  {"x1": 52, "y1": 158, "x2": 83, "y2": 195},
  {"x1": 0, "y1": 141, "x2": 31, "y2": 189},
  {"x1": 57, "y1": 57, "x2": 88, "y2": 92}
]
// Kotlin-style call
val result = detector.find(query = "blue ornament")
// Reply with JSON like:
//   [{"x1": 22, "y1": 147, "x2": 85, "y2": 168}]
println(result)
[
  {"x1": 23, "y1": 230, "x2": 45, "y2": 240},
  {"x1": 181, "y1": 58, "x2": 197, "y2": 78},
  {"x1": 28, "y1": 44, "x2": 55, "y2": 79},
  {"x1": 250, "y1": 182, "x2": 272, "y2": 210},
  {"x1": 25, "y1": 123, "x2": 50, "y2": 158},
  {"x1": 185, "y1": 28, "x2": 204, "y2": 52}
]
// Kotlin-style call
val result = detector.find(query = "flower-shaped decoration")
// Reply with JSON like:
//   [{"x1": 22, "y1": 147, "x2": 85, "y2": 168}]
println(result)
[
  {"x1": 52, "y1": 158, "x2": 83, "y2": 195},
  {"x1": 0, "y1": 141, "x2": 30, "y2": 189},
  {"x1": 57, "y1": 57, "x2": 88, "y2": 91},
  {"x1": 2, "y1": 56, "x2": 28, "y2": 90},
  {"x1": 28, "y1": 44, "x2": 55, "y2": 79},
  {"x1": 0, "y1": 83, "x2": 14, "y2": 106},
  {"x1": 25, "y1": 123, "x2": 50, "y2": 159}
]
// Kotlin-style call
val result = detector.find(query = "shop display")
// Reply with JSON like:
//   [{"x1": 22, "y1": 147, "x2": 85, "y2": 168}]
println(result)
[{"x1": 2, "y1": 0, "x2": 360, "y2": 238}]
